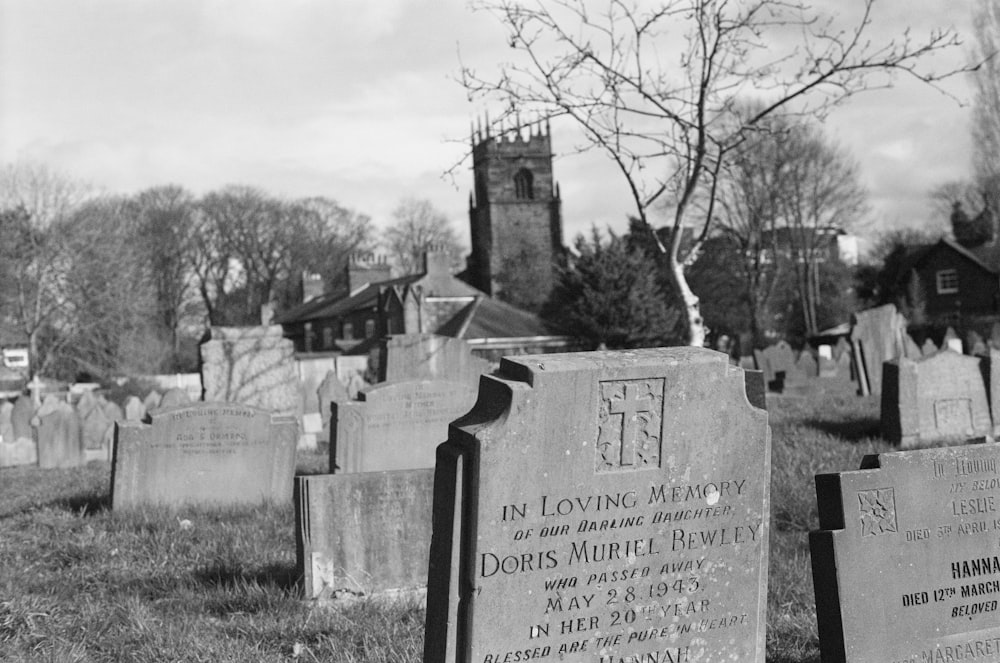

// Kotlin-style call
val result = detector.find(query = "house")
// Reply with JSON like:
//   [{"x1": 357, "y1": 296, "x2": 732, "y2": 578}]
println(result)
[
  {"x1": 888, "y1": 201, "x2": 1000, "y2": 325},
  {"x1": 275, "y1": 250, "x2": 579, "y2": 362}
]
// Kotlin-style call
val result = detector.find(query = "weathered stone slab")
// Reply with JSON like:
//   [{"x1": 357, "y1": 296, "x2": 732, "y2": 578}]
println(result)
[
  {"x1": 34, "y1": 395, "x2": 84, "y2": 469},
  {"x1": 111, "y1": 402, "x2": 297, "y2": 509},
  {"x1": 200, "y1": 325, "x2": 304, "y2": 447},
  {"x1": 881, "y1": 351, "x2": 992, "y2": 448},
  {"x1": 378, "y1": 334, "x2": 491, "y2": 385},
  {"x1": 331, "y1": 379, "x2": 476, "y2": 473},
  {"x1": 811, "y1": 445, "x2": 1000, "y2": 663},
  {"x1": 295, "y1": 468, "x2": 434, "y2": 598},
  {"x1": 0, "y1": 399, "x2": 35, "y2": 466},
  {"x1": 851, "y1": 304, "x2": 907, "y2": 396},
  {"x1": 424, "y1": 347, "x2": 771, "y2": 663}
]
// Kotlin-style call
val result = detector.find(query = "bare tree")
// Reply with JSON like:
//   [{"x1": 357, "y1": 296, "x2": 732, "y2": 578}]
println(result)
[
  {"x1": 383, "y1": 197, "x2": 465, "y2": 275},
  {"x1": 0, "y1": 163, "x2": 91, "y2": 376},
  {"x1": 462, "y1": 0, "x2": 972, "y2": 345}
]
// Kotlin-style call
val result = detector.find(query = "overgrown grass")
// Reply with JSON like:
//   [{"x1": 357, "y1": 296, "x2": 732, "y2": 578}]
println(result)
[{"x1": 1, "y1": 385, "x2": 892, "y2": 662}]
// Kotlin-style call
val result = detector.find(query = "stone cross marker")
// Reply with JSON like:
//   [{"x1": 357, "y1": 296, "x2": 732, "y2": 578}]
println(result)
[
  {"x1": 424, "y1": 347, "x2": 771, "y2": 663},
  {"x1": 111, "y1": 402, "x2": 297, "y2": 509},
  {"x1": 811, "y1": 445, "x2": 1000, "y2": 663}
]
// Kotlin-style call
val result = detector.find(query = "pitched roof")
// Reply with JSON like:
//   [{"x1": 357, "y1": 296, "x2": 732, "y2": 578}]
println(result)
[
  {"x1": 274, "y1": 273, "x2": 422, "y2": 324},
  {"x1": 914, "y1": 238, "x2": 1000, "y2": 274}
]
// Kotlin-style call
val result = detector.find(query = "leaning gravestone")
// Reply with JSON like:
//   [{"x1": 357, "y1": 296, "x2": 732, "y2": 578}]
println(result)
[
  {"x1": 200, "y1": 326, "x2": 305, "y2": 448},
  {"x1": 332, "y1": 379, "x2": 477, "y2": 473},
  {"x1": 296, "y1": 468, "x2": 434, "y2": 598},
  {"x1": 851, "y1": 304, "x2": 907, "y2": 396},
  {"x1": 35, "y1": 395, "x2": 84, "y2": 469},
  {"x1": 424, "y1": 347, "x2": 771, "y2": 663},
  {"x1": 811, "y1": 445, "x2": 1000, "y2": 663},
  {"x1": 881, "y1": 351, "x2": 992, "y2": 448},
  {"x1": 111, "y1": 402, "x2": 297, "y2": 509}
]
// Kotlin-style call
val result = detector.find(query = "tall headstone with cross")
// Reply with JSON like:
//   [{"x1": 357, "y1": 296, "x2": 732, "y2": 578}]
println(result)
[{"x1": 424, "y1": 347, "x2": 771, "y2": 663}]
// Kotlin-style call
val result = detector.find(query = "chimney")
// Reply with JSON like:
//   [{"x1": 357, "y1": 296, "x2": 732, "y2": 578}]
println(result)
[
  {"x1": 423, "y1": 246, "x2": 452, "y2": 275},
  {"x1": 302, "y1": 271, "x2": 324, "y2": 303},
  {"x1": 348, "y1": 253, "x2": 392, "y2": 292}
]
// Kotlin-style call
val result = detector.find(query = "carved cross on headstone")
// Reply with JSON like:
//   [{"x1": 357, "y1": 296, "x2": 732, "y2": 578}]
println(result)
[{"x1": 609, "y1": 383, "x2": 653, "y2": 466}]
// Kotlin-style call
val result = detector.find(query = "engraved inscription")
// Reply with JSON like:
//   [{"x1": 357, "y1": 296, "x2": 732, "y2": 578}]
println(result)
[
  {"x1": 597, "y1": 379, "x2": 664, "y2": 473},
  {"x1": 935, "y1": 398, "x2": 973, "y2": 436},
  {"x1": 858, "y1": 488, "x2": 898, "y2": 537}
]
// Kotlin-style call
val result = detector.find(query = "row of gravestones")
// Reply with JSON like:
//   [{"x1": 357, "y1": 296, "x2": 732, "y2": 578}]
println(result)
[
  {"x1": 737, "y1": 338, "x2": 854, "y2": 394},
  {"x1": 299, "y1": 347, "x2": 1000, "y2": 663},
  {"x1": 0, "y1": 387, "x2": 192, "y2": 469},
  {"x1": 92, "y1": 345, "x2": 1000, "y2": 661},
  {"x1": 851, "y1": 303, "x2": 1000, "y2": 397}
]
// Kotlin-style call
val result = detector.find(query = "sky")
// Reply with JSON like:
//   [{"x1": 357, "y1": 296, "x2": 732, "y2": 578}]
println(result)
[{"x1": 0, "y1": 0, "x2": 981, "y2": 249}]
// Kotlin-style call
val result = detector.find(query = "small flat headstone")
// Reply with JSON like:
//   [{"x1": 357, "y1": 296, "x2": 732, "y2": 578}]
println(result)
[
  {"x1": 811, "y1": 445, "x2": 1000, "y2": 663},
  {"x1": 881, "y1": 351, "x2": 992, "y2": 448},
  {"x1": 111, "y1": 402, "x2": 297, "y2": 509},
  {"x1": 424, "y1": 347, "x2": 771, "y2": 663},
  {"x1": 296, "y1": 468, "x2": 434, "y2": 598}
]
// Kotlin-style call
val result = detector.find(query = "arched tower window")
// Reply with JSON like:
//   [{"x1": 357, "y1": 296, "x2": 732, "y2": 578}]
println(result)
[{"x1": 513, "y1": 168, "x2": 534, "y2": 200}]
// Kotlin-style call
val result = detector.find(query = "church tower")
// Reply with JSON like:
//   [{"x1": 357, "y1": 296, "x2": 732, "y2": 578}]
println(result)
[{"x1": 467, "y1": 118, "x2": 563, "y2": 309}]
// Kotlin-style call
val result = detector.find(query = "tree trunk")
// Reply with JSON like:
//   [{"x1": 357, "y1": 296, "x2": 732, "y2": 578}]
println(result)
[{"x1": 668, "y1": 253, "x2": 706, "y2": 347}]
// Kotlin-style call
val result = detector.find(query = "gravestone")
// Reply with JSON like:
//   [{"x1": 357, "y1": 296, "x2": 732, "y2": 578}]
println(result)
[
  {"x1": 142, "y1": 390, "x2": 162, "y2": 414},
  {"x1": 35, "y1": 395, "x2": 84, "y2": 469},
  {"x1": 296, "y1": 468, "x2": 434, "y2": 598},
  {"x1": 158, "y1": 388, "x2": 192, "y2": 410},
  {"x1": 904, "y1": 333, "x2": 923, "y2": 359},
  {"x1": 200, "y1": 326, "x2": 304, "y2": 447},
  {"x1": 332, "y1": 379, "x2": 476, "y2": 473},
  {"x1": 424, "y1": 347, "x2": 771, "y2": 663},
  {"x1": 0, "y1": 400, "x2": 12, "y2": 442},
  {"x1": 763, "y1": 341, "x2": 795, "y2": 378},
  {"x1": 881, "y1": 351, "x2": 992, "y2": 448},
  {"x1": 922, "y1": 338, "x2": 939, "y2": 357},
  {"x1": 124, "y1": 396, "x2": 146, "y2": 422},
  {"x1": 78, "y1": 391, "x2": 113, "y2": 462},
  {"x1": 0, "y1": 399, "x2": 34, "y2": 467},
  {"x1": 111, "y1": 402, "x2": 297, "y2": 509},
  {"x1": 987, "y1": 350, "x2": 1000, "y2": 440},
  {"x1": 990, "y1": 322, "x2": 1000, "y2": 350},
  {"x1": 851, "y1": 304, "x2": 907, "y2": 396},
  {"x1": 833, "y1": 337, "x2": 852, "y2": 362},
  {"x1": 752, "y1": 349, "x2": 773, "y2": 384},
  {"x1": 318, "y1": 370, "x2": 350, "y2": 444},
  {"x1": 378, "y1": 334, "x2": 491, "y2": 385},
  {"x1": 796, "y1": 350, "x2": 819, "y2": 379},
  {"x1": 811, "y1": 445, "x2": 1000, "y2": 663}
]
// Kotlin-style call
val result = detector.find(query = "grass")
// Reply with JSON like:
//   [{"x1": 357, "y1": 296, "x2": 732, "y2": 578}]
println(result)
[{"x1": 0, "y1": 382, "x2": 891, "y2": 662}]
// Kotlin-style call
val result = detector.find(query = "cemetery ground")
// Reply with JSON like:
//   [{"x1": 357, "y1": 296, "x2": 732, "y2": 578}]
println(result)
[{"x1": 0, "y1": 382, "x2": 887, "y2": 663}]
